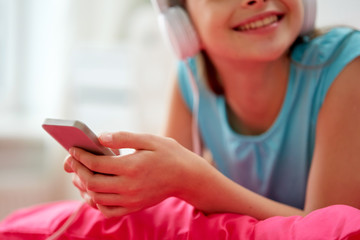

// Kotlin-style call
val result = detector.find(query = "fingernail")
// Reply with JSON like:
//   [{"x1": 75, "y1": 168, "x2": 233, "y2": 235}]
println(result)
[
  {"x1": 69, "y1": 147, "x2": 76, "y2": 157},
  {"x1": 100, "y1": 133, "x2": 113, "y2": 143},
  {"x1": 69, "y1": 158, "x2": 74, "y2": 169}
]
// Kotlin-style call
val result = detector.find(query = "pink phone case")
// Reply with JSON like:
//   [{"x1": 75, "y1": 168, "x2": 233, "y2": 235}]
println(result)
[{"x1": 42, "y1": 118, "x2": 115, "y2": 156}]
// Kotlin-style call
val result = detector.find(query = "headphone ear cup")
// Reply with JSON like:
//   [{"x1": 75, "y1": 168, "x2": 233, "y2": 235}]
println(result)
[
  {"x1": 158, "y1": 6, "x2": 201, "y2": 59},
  {"x1": 301, "y1": 0, "x2": 317, "y2": 35}
]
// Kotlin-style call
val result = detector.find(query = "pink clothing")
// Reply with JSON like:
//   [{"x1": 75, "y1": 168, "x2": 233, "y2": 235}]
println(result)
[{"x1": 1, "y1": 198, "x2": 360, "y2": 239}]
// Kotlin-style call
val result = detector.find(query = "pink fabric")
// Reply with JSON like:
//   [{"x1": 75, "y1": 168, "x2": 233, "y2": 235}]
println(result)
[{"x1": 1, "y1": 198, "x2": 360, "y2": 239}]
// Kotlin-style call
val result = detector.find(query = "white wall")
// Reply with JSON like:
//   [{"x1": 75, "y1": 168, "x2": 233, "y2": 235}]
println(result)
[
  {"x1": 317, "y1": 0, "x2": 360, "y2": 28},
  {"x1": 0, "y1": 1, "x2": 175, "y2": 220},
  {"x1": 0, "y1": 0, "x2": 73, "y2": 220}
]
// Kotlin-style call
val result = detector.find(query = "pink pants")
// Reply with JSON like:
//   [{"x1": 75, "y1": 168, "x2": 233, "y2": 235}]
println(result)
[{"x1": 1, "y1": 197, "x2": 360, "y2": 239}]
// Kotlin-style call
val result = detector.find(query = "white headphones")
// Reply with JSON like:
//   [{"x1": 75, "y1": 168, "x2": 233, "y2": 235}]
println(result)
[{"x1": 151, "y1": 0, "x2": 317, "y2": 60}]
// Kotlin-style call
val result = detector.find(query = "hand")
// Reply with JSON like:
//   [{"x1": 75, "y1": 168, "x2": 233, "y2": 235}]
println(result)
[
  {"x1": 63, "y1": 132, "x2": 202, "y2": 218},
  {"x1": 64, "y1": 155, "x2": 98, "y2": 209}
]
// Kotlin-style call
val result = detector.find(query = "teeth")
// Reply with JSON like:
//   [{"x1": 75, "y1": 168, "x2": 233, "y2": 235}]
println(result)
[{"x1": 236, "y1": 15, "x2": 278, "y2": 31}]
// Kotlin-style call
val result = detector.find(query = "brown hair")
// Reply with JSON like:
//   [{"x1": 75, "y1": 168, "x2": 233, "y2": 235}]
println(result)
[{"x1": 201, "y1": 51, "x2": 225, "y2": 95}]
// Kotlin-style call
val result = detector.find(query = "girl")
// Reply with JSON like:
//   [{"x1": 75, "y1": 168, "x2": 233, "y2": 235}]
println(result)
[
  {"x1": 2, "y1": 0, "x2": 360, "y2": 239},
  {"x1": 64, "y1": 0, "x2": 360, "y2": 219}
]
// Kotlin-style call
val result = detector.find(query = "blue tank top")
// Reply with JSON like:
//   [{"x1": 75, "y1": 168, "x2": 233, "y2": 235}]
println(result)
[{"x1": 178, "y1": 28, "x2": 360, "y2": 209}]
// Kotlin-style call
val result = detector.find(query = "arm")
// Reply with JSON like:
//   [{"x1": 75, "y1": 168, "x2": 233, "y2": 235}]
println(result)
[
  {"x1": 163, "y1": 77, "x2": 193, "y2": 150},
  {"x1": 164, "y1": 78, "x2": 214, "y2": 164},
  {"x1": 304, "y1": 56, "x2": 360, "y2": 211}
]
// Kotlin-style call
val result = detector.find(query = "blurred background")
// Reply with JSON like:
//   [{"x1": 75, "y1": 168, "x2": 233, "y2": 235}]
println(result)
[{"x1": 0, "y1": 0, "x2": 359, "y2": 220}]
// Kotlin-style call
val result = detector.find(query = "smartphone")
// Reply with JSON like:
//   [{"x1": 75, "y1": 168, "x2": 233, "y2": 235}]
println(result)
[{"x1": 42, "y1": 118, "x2": 115, "y2": 156}]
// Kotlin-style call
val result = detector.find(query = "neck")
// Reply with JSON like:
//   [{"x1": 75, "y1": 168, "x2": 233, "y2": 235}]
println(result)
[{"x1": 210, "y1": 56, "x2": 290, "y2": 135}]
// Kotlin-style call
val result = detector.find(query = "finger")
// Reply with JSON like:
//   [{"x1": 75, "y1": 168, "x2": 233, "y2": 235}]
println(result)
[
  {"x1": 70, "y1": 147, "x2": 138, "y2": 175},
  {"x1": 72, "y1": 174, "x2": 86, "y2": 192},
  {"x1": 88, "y1": 192, "x2": 122, "y2": 206},
  {"x1": 97, "y1": 205, "x2": 134, "y2": 218},
  {"x1": 70, "y1": 147, "x2": 120, "y2": 175},
  {"x1": 88, "y1": 191, "x2": 137, "y2": 207},
  {"x1": 71, "y1": 159, "x2": 122, "y2": 193},
  {"x1": 99, "y1": 132, "x2": 157, "y2": 151},
  {"x1": 63, "y1": 155, "x2": 74, "y2": 173},
  {"x1": 76, "y1": 190, "x2": 97, "y2": 209},
  {"x1": 83, "y1": 192, "x2": 97, "y2": 209}
]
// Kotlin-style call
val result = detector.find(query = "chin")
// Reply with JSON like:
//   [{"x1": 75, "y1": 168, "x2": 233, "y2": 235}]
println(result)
[{"x1": 254, "y1": 45, "x2": 292, "y2": 62}]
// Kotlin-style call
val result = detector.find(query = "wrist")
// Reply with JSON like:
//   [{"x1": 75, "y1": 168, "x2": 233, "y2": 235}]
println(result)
[{"x1": 173, "y1": 154, "x2": 219, "y2": 210}]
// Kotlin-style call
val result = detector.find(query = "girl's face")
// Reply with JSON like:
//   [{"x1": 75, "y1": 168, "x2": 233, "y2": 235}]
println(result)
[{"x1": 185, "y1": 0, "x2": 304, "y2": 63}]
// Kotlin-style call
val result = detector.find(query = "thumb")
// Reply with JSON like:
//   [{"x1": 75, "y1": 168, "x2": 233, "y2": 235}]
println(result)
[{"x1": 99, "y1": 131, "x2": 156, "y2": 150}]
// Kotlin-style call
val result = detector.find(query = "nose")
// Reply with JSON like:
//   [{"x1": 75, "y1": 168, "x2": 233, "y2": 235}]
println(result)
[{"x1": 242, "y1": 0, "x2": 266, "y2": 7}]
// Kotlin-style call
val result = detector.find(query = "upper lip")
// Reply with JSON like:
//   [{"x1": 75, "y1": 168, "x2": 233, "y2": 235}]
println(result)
[{"x1": 232, "y1": 11, "x2": 284, "y2": 29}]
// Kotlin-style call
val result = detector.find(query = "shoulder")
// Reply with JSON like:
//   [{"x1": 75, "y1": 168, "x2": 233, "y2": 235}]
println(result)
[
  {"x1": 328, "y1": 56, "x2": 360, "y2": 97},
  {"x1": 291, "y1": 28, "x2": 360, "y2": 109},
  {"x1": 176, "y1": 55, "x2": 215, "y2": 110},
  {"x1": 176, "y1": 57, "x2": 198, "y2": 110},
  {"x1": 292, "y1": 27, "x2": 360, "y2": 66},
  {"x1": 316, "y1": 55, "x2": 360, "y2": 139},
  {"x1": 330, "y1": 56, "x2": 360, "y2": 99}
]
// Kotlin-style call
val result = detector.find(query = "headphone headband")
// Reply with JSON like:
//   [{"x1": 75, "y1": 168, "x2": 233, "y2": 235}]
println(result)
[{"x1": 301, "y1": 0, "x2": 317, "y2": 35}]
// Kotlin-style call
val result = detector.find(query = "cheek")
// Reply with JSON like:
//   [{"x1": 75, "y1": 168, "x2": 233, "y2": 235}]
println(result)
[
  {"x1": 190, "y1": 14, "x2": 216, "y2": 49},
  {"x1": 187, "y1": 3, "x2": 228, "y2": 49},
  {"x1": 197, "y1": 28, "x2": 230, "y2": 56},
  {"x1": 287, "y1": 0, "x2": 304, "y2": 35},
  {"x1": 194, "y1": 15, "x2": 231, "y2": 53}
]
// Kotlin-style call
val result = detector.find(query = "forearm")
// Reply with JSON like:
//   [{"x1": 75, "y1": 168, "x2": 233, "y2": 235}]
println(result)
[{"x1": 176, "y1": 158, "x2": 304, "y2": 220}]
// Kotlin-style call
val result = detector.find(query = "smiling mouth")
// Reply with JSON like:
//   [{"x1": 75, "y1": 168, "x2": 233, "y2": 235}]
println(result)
[{"x1": 233, "y1": 14, "x2": 283, "y2": 32}]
